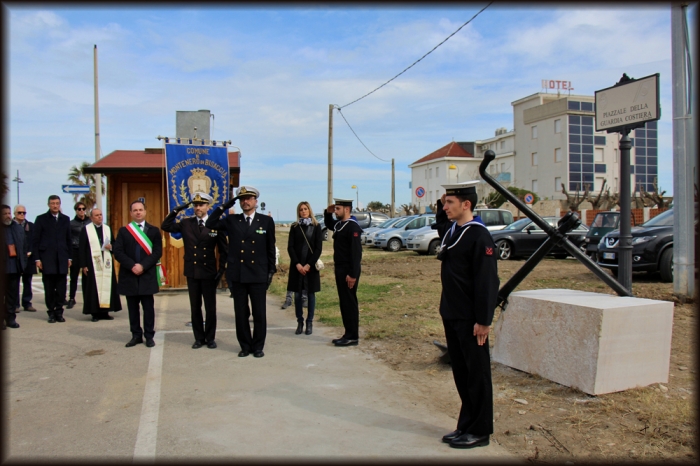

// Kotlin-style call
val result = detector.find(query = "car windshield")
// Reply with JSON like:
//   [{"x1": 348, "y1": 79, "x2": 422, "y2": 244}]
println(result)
[
  {"x1": 642, "y1": 209, "x2": 674, "y2": 227},
  {"x1": 377, "y1": 218, "x2": 400, "y2": 228},
  {"x1": 503, "y1": 217, "x2": 532, "y2": 231},
  {"x1": 591, "y1": 213, "x2": 619, "y2": 228},
  {"x1": 392, "y1": 217, "x2": 415, "y2": 228}
]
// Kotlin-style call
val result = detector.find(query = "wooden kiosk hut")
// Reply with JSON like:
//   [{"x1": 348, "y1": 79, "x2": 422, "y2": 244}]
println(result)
[{"x1": 84, "y1": 147, "x2": 240, "y2": 289}]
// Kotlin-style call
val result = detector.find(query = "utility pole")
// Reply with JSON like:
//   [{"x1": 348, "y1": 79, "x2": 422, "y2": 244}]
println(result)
[
  {"x1": 94, "y1": 44, "x2": 103, "y2": 212},
  {"x1": 391, "y1": 158, "x2": 395, "y2": 218},
  {"x1": 327, "y1": 104, "x2": 334, "y2": 206},
  {"x1": 671, "y1": 4, "x2": 696, "y2": 300},
  {"x1": 12, "y1": 170, "x2": 23, "y2": 204}
]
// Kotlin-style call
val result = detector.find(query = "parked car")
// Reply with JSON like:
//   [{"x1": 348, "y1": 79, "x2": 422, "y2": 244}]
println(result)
[
  {"x1": 320, "y1": 211, "x2": 389, "y2": 241},
  {"x1": 596, "y1": 208, "x2": 679, "y2": 282},
  {"x1": 473, "y1": 208, "x2": 515, "y2": 231},
  {"x1": 406, "y1": 224, "x2": 441, "y2": 255},
  {"x1": 374, "y1": 214, "x2": 435, "y2": 252},
  {"x1": 361, "y1": 217, "x2": 405, "y2": 245},
  {"x1": 490, "y1": 216, "x2": 589, "y2": 260},
  {"x1": 582, "y1": 211, "x2": 620, "y2": 260}
]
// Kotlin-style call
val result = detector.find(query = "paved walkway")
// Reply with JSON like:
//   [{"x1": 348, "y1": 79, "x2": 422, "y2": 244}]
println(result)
[{"x1": 5, "y1": 286, "x2": 517, "y2": 461}]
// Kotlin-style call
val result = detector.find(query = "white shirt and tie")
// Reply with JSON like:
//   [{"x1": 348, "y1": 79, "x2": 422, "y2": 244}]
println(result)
[{"x1": 245, "y1": 213, "x2": 255, "y2": 226}]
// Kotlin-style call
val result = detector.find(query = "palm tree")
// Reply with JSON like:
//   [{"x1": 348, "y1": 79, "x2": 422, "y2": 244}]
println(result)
[{"x1": 67, "y1": 162, "x2": 105, "y2": 209}]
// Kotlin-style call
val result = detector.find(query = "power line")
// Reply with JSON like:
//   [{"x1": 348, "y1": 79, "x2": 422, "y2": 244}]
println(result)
[
  {"x1": 336, "y1": 107, "x2": 391, "y2": 163},
  {"x1": 339, "y1": 2, "x2": 493, "y2": 109}
]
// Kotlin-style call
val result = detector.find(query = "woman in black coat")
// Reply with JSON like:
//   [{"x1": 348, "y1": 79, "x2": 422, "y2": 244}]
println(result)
[{"x1": 287, "y1": 201, "x2": 322, "y2": 335}]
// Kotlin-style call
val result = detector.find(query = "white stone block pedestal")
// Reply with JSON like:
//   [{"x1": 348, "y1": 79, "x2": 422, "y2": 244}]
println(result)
[{"x1": 492, "y1": 289, "x2": 674, "y2": 395}]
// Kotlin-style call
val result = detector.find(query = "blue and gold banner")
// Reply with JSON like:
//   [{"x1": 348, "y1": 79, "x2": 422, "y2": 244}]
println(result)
[{"x1": 165, "y1": 143, "x2": 230, "y2": 244}]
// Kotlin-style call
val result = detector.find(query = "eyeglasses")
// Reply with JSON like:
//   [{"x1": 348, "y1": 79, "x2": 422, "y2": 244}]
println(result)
[
  {"x1": 77, "y1": 207, "x2": 86, "y2": 211},
  {"x1": 16, "y1": 212, "x2": 26, "y2": 214}
]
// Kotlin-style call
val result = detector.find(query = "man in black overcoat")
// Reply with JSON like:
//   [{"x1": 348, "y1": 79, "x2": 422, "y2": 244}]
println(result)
[
  {"x1": 13, "y1": 204, "x2": 37, "y2": 312},
  {"x1": 433, "y1": 181, "x2": 499, "y2": 450},
  {"x1": 78, "y1": 208, "x2": 121, "y2": 321},
  {"x1": 113, "y1": 200, "x2": 163, "y2": 348},
  {"x1": 31, "y1": 195, "x2": 72, "y2": 323},
  {"x1": 324, "y1": 198, "x2": 363, "y2": 347},
  {"x1": 206, "y1": 185, "x2": 276, "y2": 358},
  {"x1": 68, "y1": 201, "x2": 91, "y2": 309},
  {"x1": 162, "y1": 192, "x2": 227, "y2": 349}
]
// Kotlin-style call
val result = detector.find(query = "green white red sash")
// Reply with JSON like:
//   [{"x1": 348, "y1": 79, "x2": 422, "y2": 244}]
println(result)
[{"x1": 126, "y1": 222, "x2": 167, "y2": 286}]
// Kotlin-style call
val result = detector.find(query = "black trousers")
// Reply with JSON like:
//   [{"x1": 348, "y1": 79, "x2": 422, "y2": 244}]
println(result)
[
  {"x1": 20, "y1": 272, "x2": 33, "y2": 308},
  {"x1": 42, "y1": 273, "x2": 67, "y2": 316},
  {"x1": 442, "y1": 318, "x2": 493, "y2": 436},
  {"x1": 126, "y1": 295, "x2": 155, "y2": 340},
  {"x1": 187, "y1": 277, "x2": 217, "y2": 343},
  {"x1": 334, "y1": 266, "x2": 360, "y2": 340},
  {"x1": 5, "y1": 273, "x2": 20, "y2": 323},
  {"x1": 69, "y1": 252, "x2": 81, "y2": 300},
  {"x1": 230, "y1": 281, "x2": 267, "y2": 352}
]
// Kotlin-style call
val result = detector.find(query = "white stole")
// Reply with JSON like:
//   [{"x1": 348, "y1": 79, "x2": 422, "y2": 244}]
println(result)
[{"x1": 86, "y1": 223, "x2": 113, "y2": 308}]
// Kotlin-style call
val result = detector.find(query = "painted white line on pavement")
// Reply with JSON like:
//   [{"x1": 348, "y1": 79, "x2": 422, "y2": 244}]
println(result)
[{"x1": 133, "y1": 296, "x2": 168, "y2": 462}]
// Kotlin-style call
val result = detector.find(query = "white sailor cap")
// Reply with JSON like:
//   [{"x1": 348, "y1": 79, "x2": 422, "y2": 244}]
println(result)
[
  {"x1": 442, "y1": 180, "x2": 480, "y2": 196},
  {"x1": 236, "y1": 186, "x2": 260, "y2": 198},
  {"x1": 333, "y1": 198, "x2": 353, "y2": 207},
  {"x1": 191, "y1": 192, "x2": 213, "y2": 204}
]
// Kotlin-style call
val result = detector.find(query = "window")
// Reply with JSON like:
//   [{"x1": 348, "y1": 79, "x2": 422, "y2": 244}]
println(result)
[
  {"x1": 555, "y1": 119, "x2": 561, "y2": 133},
  {"x1": 555, "y1": 148, "x2": 562, "y2": 162},
  {"x1": 594, "y1": 136, "x2": 606, "y2": 145},
  {"x1": 595, "y1": 148, "x2": 604, "y2": 162},
  {"x1": 532, "y1": 152, "x2": 538, "y2": 166},
  {"x1": 436, "y1": 167, "x2": 439, "y2": 178},
  {"x1": 429, "y1": 168, "x2": 432, "y2": 179},
  {"x1": 500, "y1": 140, "x2": 505, "y2": 150},
  {"x1": 532, "y1": 180, "x2": 538, "y2": 193},
  {"x1": 532, "y1": 126, "x2": 538, "y2": 139},
  {"x1": 500, "y1": 163, "x2": 505, "y2": 173},
  {"x1": 555, "y1": 177, "x2": 562, "y2": 191}
]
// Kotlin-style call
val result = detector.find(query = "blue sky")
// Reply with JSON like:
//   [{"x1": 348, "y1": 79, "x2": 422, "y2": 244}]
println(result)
[{"x1": 5, "y1": 4, "x2": 696, "y2": 221}]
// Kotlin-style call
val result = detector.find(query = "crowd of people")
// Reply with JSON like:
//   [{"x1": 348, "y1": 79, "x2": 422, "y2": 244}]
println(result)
[{"x1": 2, "y1": 179, "x2": 499, "y2": 449}]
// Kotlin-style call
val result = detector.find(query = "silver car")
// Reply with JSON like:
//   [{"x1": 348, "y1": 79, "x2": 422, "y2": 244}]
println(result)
[
  {"x1": 374, "y1": 214, "x2": 435, "y2": 252},
  {"x1": 361, "y1": 217, "x2": 405, "y2": 245}
]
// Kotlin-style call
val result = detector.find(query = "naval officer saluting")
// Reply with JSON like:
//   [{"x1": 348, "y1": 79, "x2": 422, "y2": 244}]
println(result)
[
  {"x1": 324, "y1": 198, "x2": 362, "y2": 347},
  {"x1": 161, "y1": 192, "x2": 228, "y2": 349},
  {"x1": 206, "y1": 186, "x2": 276, "y2": 358}
]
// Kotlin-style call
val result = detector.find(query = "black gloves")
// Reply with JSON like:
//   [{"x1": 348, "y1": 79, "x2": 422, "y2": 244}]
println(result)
[
  {"x1": 221, "y1": 197, "x2": 237, "y2": 210},
  {"x1": 174, "y1": 202, "x2": 190, "y2": 213},
  {"x1": 266, "y1": 272, "x2": 274, "y2": 290}
]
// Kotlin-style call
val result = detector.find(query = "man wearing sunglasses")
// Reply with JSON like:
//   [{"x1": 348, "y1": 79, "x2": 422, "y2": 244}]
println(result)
[
  {"x1": 68, "y1": 202, "x2": 91, "y2": 309},
  {"x1": 13, "y1": 205, "x2": 37, "y2": 312}
]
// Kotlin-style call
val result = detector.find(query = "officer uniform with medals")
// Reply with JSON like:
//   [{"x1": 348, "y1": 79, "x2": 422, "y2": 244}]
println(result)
[
  {"x1": 323, "y1": 198, "x2": 363, "y2": 346},
  {"x1": 161, "y1": 192, "x2": 228, "y2": 349},
  {"x1": 206, "y1": 186, "x2": 276, "y2": 358},
  {"x1": 433, "y1": 181, "x2": 499, "y2": 449}
]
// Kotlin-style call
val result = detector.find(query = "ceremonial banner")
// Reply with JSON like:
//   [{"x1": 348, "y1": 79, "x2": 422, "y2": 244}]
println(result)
[{"x1": 165, "y1": 143, "x2": 230, "y2": 246}]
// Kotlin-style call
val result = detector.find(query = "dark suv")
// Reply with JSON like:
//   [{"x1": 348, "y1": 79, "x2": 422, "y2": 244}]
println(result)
[{"x1": 596, "y1": 209, "x2": 676, "y2": 282}]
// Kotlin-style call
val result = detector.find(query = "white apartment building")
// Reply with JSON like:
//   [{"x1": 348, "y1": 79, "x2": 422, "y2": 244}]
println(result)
[{"x1": 512, "y1": 92, "x2": 658, "y2": 200}]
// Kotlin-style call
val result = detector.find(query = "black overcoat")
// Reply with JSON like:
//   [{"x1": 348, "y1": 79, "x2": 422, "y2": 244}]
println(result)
[
  {"x1": 31, "y1": 210, "x2": 72, "y2": 275},
  {"x1": 17, "y1": 220, "x2": 37, "y2": 275},
  {"x1": 161, "y1": 212, "x2": 228, "y2": 280},
  {"x1": 112, "y1": 222, "x2": 163, "y2": 296},
  {"x1": 206, "y1": 211, "x2": 276, "y2": 284},
  {"x1": 286, "y1": 222, "x2": 322, "y2": 293}
]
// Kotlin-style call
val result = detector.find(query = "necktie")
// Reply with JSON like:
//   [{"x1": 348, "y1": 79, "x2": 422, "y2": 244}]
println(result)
[
  {"x1": 247, "y1": 217, "x2": 251, "y2": 226},
  {"x1": 55, "y1": 215, "x2": 58, "y2": 222},
  {"x1": 199, "y1": 219, "x2": 204, "y2": 230}
]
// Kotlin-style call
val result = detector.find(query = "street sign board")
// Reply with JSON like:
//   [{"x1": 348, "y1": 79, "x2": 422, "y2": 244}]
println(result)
[
  {"x1": 62, "y1": 185, "x2": 91, "y2": 194},
  {"x1": 524, "y1": 193, "x2": 534, "y2": 204},
  {"x1": 595, "y1": 73, "x2": 660, "y2": 133},
  {"x1": 415, "y1": 187, "x2": 426, "y2": 198}
]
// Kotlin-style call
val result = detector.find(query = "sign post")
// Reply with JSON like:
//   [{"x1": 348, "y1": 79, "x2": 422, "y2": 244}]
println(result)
[
  {"x1": 595, "y1": 73, "x2": 660, "y2": 293},
  {"x1": 62, "y1": 184, "x2": 92, "y2": 194}
]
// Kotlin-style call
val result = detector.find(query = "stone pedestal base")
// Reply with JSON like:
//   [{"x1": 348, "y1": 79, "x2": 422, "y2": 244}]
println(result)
[{"x1": 492, "y1": 289, "x2": 674, "y2": 395}]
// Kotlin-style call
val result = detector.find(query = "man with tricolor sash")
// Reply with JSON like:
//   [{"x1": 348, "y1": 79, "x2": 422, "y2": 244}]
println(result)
[
  {"x1": 113, "y1": 200, "x2": 164, "y2": 348},
  {"x1": 78, "y1": 209, "x2": 121, "y2": 321}
]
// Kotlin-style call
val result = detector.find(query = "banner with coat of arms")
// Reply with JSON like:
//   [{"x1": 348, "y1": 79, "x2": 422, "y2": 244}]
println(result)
[{"x1": 165, "y1": 143, "x2": 230, "y2": 246}]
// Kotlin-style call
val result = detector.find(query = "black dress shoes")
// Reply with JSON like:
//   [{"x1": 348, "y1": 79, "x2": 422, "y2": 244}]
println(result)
[
  {"x1": 334, "y1": 338, "x2": 358, "y2": 347},
  {"x1": 55, "y1": 315, "x2": 66, "y2": 323},
  {"x1": 305, "y1": 322, "x2": 313, "y2": 335},
  {"x1": 207, "y1": 341, "x2": 217, "y2": 349},
  {"x1": 238, "y1": 350, "x2": 250, "y2": 357},
  {"x1": 146, "y1": 339, "x2": 155, "y2": 348},
  {"x1": 48, "y1": 316, "x2": 56, "y2": 323},
  {"x1": 24, "y1": 306, "x2": 37, "y2": 312},
  {"x1": 295, "y1": 322, "x2": 303, "y2": 335},
  {"x1": 442, "y1": 430, "x2": 462, "y2": 443},
  {"x1": 126, "y1": 337, "x2": 143, "y2": 347},
  {"x1": 253, "y1": 350, "x2": 264, "y2": 358},
  {"x1": 449, "y1": 433, "x2": 490, "y2": 449},
  {"x1": 91, "y1": 316, "x2": 99, "y2": 322},
  {"x1": 331, "y1": 336, "x2": 346, "y2": 344},
  {"x1": 6, "y1": 322, "x2": 20, "y2": 329},
  {"x1": 192, "y1": 341, "x2": 203, "y2": 349},
  {"x1": 67, "y1": 299, "x2": 76, "y2": 309}
]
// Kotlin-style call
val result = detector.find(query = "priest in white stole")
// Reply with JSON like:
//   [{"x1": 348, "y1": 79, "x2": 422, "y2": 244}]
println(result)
[{"x1": 78, "y1": 208, "x2": 122, "y2": 321}]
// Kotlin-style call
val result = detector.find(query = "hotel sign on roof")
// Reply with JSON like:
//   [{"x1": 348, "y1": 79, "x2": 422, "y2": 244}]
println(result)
[{"x1": 594, "y1": 73, "x2": 660, "y2": 133}]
